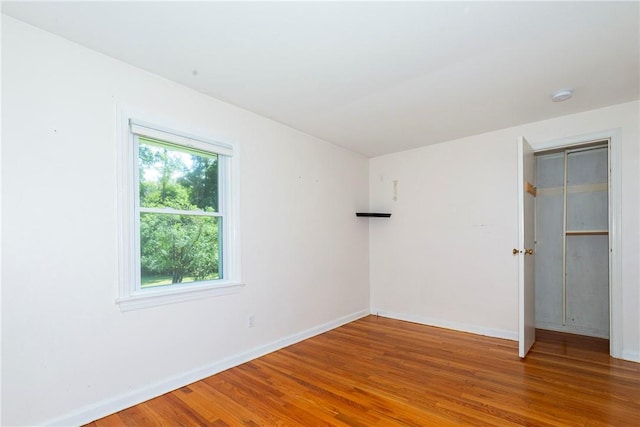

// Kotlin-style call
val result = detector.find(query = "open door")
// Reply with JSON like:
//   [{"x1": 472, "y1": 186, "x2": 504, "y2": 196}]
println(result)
[{"x1": 518, "y1": 136, "x2": 536, "y2": 358}]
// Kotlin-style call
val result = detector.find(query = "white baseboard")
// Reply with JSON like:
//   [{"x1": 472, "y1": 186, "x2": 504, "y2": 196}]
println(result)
[
  {"x1": 371, "y1": 308, "x2": 518, "y2": 341},
  {"x1": 43, "y1": 309, "x2": 370, "y2": 427},
  {"x1": 621, "y1": 350, "x2": 640, "y2": 363}
]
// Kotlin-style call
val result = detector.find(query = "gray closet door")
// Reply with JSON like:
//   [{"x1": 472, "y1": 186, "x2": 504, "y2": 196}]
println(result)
[
  {"x1": 565, "y1": 148, "x2": 609, "y2": 337},
  {"x1": 535, "y1": 147, "x2": 609, "y2": 338},
  {"x1": 535, "y1": 154, "x2": 564, "y2": 329}
]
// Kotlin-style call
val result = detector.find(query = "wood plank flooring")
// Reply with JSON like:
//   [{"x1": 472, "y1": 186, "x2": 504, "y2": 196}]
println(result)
[{"x1": 87, "y1": 316, "x2": 640, "y2": 426}]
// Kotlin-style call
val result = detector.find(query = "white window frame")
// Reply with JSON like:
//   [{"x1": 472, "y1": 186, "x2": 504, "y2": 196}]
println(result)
[{"x1": 117, "y1": 109, "x2": 242, "y2": 311}]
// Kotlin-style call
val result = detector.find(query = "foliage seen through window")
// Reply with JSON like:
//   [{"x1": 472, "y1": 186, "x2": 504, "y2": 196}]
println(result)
[{"x1": 138, "y1": 137, "x2": 221, "y2": 287}]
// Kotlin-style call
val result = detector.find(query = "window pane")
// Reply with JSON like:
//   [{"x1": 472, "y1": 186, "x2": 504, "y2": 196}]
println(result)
[
  {"x1": 140, "y1": 213, "x2": 221, "y2": 287},
  {"x1": 138, "y1": 137, "x2": 219, "y2": 212}
]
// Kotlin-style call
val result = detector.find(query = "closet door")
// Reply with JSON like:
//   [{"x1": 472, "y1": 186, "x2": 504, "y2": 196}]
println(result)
[
  {"x1": 518, "y1": 137, "x2": 536, "y2": 358},
  {"x1": 534, "y1": 154, "x2": 564, "y2": 330},
  {"x1": 565, "y1": 147, "x2": 609, "y2": 338}
]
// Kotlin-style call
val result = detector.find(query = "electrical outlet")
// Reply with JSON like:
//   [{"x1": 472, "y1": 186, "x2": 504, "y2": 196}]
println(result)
[{"x1": 248, "y1": 314, "x2": 255, "y2": 328}]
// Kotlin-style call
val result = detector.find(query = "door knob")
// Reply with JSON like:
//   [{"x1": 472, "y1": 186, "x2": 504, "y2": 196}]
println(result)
[
  {"x1": 513, "y1": 248, "x2": 522, "y2": 255},
  {"x1": 525, "y1": 248, "x2": 534, "y2": 255}
]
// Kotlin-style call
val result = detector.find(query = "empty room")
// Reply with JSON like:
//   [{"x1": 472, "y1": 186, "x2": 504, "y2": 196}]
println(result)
[{"x1": 2, "y1": 2, "x2": 639, "y2": 426}]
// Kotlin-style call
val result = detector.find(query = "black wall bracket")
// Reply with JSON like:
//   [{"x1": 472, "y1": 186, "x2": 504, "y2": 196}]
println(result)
[{"x1": 356, "y1": 213, "x2": 391, "y2": 218}]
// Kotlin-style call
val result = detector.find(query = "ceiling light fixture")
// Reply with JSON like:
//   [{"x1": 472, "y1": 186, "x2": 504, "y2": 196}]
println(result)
[{"x1": 551, "y1": 89, "x2": 573, "y2": 102}]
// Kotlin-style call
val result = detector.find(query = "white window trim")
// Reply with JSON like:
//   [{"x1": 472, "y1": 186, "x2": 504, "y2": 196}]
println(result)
[{"x1": 116, "y1": 108, "x2": 243, "y2": 311}]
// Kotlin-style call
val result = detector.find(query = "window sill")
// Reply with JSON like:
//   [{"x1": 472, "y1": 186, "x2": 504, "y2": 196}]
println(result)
[{"x1": 116, "y1": 281, "x2": 245, "y2": 311}]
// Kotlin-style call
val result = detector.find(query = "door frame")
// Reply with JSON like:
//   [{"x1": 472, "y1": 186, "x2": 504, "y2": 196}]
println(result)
[{"x1": 531, "y1": 129, "x2": 621, "y2": 358}]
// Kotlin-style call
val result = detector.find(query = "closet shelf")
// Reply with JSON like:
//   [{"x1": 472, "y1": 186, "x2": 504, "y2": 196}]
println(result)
[{"x1": 565, "y1": 230, "x2": 608, "y2": 235}]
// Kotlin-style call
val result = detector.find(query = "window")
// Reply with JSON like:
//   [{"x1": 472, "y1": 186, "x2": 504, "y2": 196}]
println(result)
[{"x1": 117, "y1": 115, "x2": 242, "y2": 311}]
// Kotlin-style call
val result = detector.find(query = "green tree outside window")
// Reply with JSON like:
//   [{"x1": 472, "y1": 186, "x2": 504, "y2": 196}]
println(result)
[{"x1": 138, "y1": 137, "x2": 221, "y2": 287}]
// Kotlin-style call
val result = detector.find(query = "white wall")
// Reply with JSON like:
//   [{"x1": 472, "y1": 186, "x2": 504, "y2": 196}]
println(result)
[
  {"x1": 1, "y1": 17, "x2": 370, "y2": 426},
  {"x1": 369, "y1": 101, "x2": 639, "y2": 360}
]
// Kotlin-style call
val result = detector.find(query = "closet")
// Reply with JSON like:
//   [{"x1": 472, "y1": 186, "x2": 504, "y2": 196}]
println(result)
[{"x1": 534, "y1": 142, "x2": 609, "y2": 338}]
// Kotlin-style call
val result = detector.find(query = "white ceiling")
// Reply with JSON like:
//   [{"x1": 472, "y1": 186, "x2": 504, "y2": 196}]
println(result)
[{"x1": 3, "y1": 1, "x2": 639, "y2": 157}]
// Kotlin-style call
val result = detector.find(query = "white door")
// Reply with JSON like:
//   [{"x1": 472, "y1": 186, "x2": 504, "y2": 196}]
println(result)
[{"x1": 518, "y1": 136, "x2": 536, "y2": 358}]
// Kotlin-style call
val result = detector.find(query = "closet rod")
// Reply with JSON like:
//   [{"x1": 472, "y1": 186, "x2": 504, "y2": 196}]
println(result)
[{"x1": 565, "y1": 230, "x2": 608, "y2": 236}]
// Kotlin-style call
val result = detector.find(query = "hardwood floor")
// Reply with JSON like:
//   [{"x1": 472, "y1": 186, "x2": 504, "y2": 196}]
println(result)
[{"x1": 87, "y1": 316, "x2": 640, "y2": 426}]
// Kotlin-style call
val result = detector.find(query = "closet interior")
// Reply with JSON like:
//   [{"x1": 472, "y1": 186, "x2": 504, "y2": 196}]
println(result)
[{"x1": 534, "y1": 142, "x2": 610, "y2": 339}]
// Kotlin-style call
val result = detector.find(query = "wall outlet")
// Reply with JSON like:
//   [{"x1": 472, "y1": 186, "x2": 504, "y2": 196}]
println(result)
[{"x1": 248, "y1": 314, "x2": 255, "y2": 328}]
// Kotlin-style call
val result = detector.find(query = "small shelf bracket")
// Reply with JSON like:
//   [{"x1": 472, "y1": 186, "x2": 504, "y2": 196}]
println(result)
[{"x1": 356, "y1": 213, "x2": 391, "y2": 218}]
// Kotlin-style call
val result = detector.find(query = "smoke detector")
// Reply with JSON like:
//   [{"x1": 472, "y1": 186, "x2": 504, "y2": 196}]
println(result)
[{"x1": 552, "y1": 89, "x2": 573, "y2": 102}]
